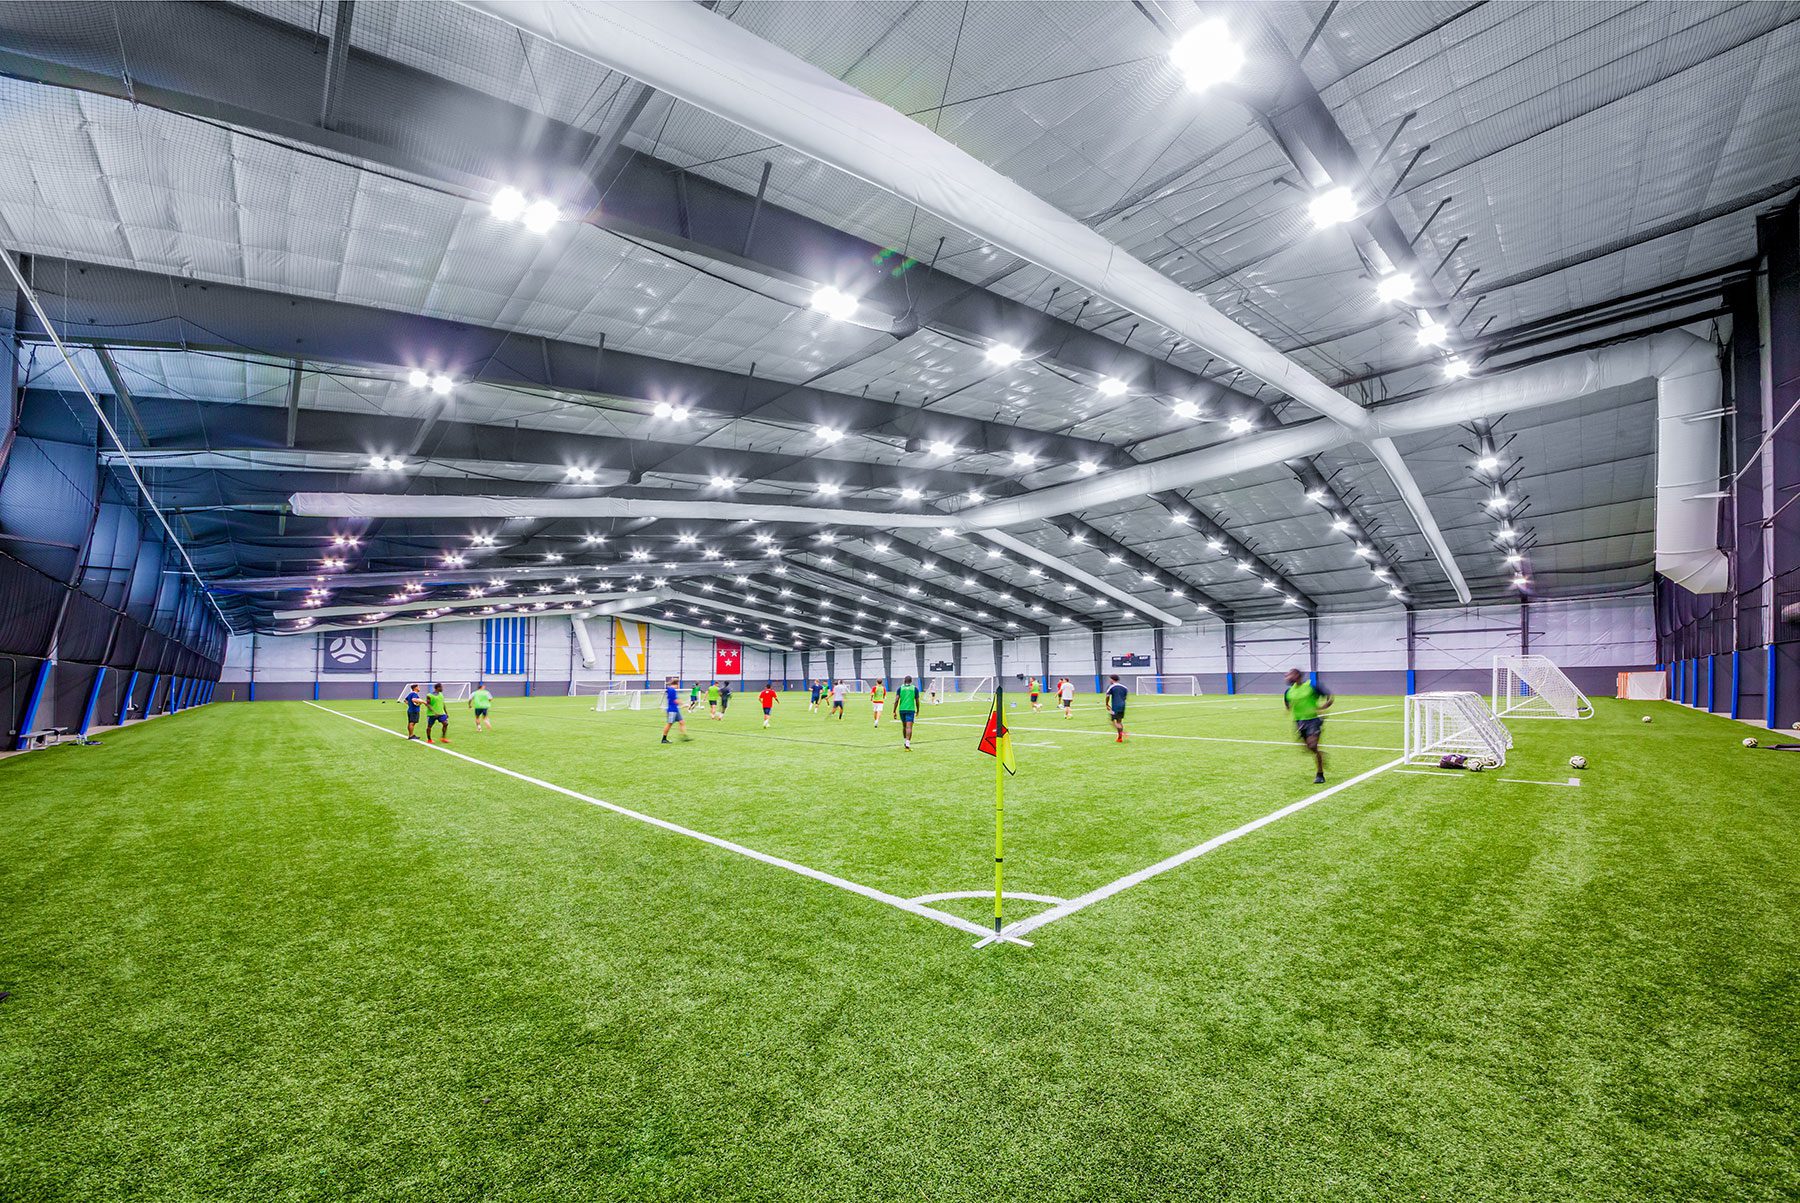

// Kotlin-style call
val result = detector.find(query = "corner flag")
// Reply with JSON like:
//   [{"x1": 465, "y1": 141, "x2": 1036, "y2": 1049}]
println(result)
[
  {"x1": 978, "y1": 690, "x2": 1016, "y2": 774},
  {"x1": 978, "y1": 685, "x2": 1016, "y2": 936}
]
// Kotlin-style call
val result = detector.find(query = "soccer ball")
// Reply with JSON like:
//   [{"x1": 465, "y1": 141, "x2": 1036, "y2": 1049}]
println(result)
[
  {"x1": 1469, "y1": 759, "x2": 1486, "y2": 773},
  {"x1": 1641, "y1": 716, "x2": 1652, "y2": 723},
  {"x1": 1569, "y1": 755, "x2": 1587, "y2": 770},
  {"x1": 1743, "y1": 737, "x2": 1758, "y2": 748}
]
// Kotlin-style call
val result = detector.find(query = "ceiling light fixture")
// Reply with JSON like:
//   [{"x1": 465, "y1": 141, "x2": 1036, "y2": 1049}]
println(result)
[
  {"x1": 1096, "y1": 376, "x2": 1128, "y2": 397},
  {"x1": 1309, "y1": 186, "x2": 1357, "y2": 227},
  {"x1": 1375, "y1": 273, "x2": 1414, "y2": 303},
  {"x1": 985, "y1": 343, "x2": 1023, "y2": 367},
  {"x1": 809, "y1": 285, "x2": 858, "y2": 322}
]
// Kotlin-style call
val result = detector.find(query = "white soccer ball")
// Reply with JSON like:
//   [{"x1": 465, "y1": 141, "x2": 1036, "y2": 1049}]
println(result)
[
  {"x1": 1641, "y1": 715, "x2": 1652, "y2": 723},
  {"x1": 1569, "y1": 755, "x2": 1587, "y2": 770},
  {"x1": 1469, "y1": 760, "x2": 1485, "y2": 773},
  {"x1": 1743, "y1": 737, "x2": 1758, "y2": 748}
]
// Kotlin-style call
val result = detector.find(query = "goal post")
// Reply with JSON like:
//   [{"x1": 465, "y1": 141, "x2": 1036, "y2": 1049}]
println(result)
[
  {"x1": 1132, "y1": 674, "x2": 1203, "y2": 695},
  {"x1": 396, "y1": 681, "x2": 471, "y2": 702},
  {"x1": 569, "y1": 679, "x2": 628, "y2": 697},
  {"x1": 1493, "y1": 655, "x2": 1593, "y2": 719},
  {"x1": 593, "y1": 690, "x2": 647, "y2": 712},
  {"x1": 1616, "y1": 671, "x2": 1668, "y2": 700},
  {"x1": 923, "y1": 675, "x2": 994, "y2": 702},
  {"x1": 1404, "y1": 691, "x2": 1514, "y2": 766}
]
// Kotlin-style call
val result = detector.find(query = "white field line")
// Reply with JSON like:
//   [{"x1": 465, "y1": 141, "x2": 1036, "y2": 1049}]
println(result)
[
  {"x1": 303, "y1": 703, "x2": 1024, "y2": 945},
  {"x1": 921, "y1": 718, "x2": 1398, "y2": 754},
  {"x1": 1393, "y1": 768, "x2": 1465, "y2": 777},
  {"x1": 1498, "y1": 776, "x2": 1583, "y2": 788},
  {"x1": 1320, "y1": 704, "x2": 1398, "y2": 716},
  {"x1": 984, "y1": 757, "x2": 1406, "y2": 945}
]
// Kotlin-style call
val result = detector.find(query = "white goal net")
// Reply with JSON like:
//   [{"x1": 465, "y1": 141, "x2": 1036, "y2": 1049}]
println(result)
[
  {"x1": 394, "y1": 682, "x2": 471, "y2": 702},
  {"x1": 570, "y1": 679, "x2": 628, "y2": 697},
  {"x1": 1616, "y1": 671, "x2": 1668, "y2": 700},
  {"x1": 1492, "y1": 655, "x2": 1593, "y2": 719},
  {"x1": 1404, "y1": 691, "x2": 1514, "y2": 767},
  {"x1": 1132, "y1": 675, "x2": 1203, "y2": 695},
  {"x1": 925, "y1": 676, "x2": 992, "y2": 702},
  {"x1": 594, "y1": 690, "x2": 647, "y2": 712}
]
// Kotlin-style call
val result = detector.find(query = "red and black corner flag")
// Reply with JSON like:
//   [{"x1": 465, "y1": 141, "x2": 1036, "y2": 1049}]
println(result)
[{"x1": 978, "y1": 685, "x2": 1016, "y2": 775}]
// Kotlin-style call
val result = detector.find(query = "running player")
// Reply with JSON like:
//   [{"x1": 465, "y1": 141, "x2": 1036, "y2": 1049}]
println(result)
[
  {"x1": 870, "y1": 679, "x2": 887, "y2": 727},
  {"x1": 1104, "y1": 674, "x2": 1128, "y2": 742},
  {"x1": 705, "y1": 680, "x2": 722, "y2": 720},
  {"x1": 808, "y1": 679, "x2": 823, "y2": 713},
  {"x1": 1058, "y1": 676, "x2": 1075, "y2": 718},
  {"x1": 424, "y1": 683, "x2": 451, "y2": 743},
  {"x1": 468, "y1": 684, "x2": 494, "y2": 732},
  {"x1": 1028, "y1": 676, "x2": 1042, "y2": 712},
  {"x1": 830, "y1": 679, "x2": 847, "y2": 720},
  {"x1": 1282, "y1": 668, "x2": 1334, "y2": 784},
  {"x1": 891, "y1": 675, "x2": 923, "y2": 750},
  {"x1": 719, "y1": 680, "x2": 732, "y2": 715},
  {"x1": 402, "y1": 683, "x2": 423, "y2": 740},
  {"x1": 759, "y1": 683, "x2": 779, "y2": 727},
  {"x1": 927, "y1": 681, "x2": 940, "y2": 705},
  {"x1": 661, "y1": 676, "x2": 690, "y2": 743},
  {"x1": 688, "y1": 682, "x2": 701, "y2": 712}
]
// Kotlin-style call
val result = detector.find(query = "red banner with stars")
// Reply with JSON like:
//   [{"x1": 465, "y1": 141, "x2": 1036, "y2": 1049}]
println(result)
[{"x1": 714, "y1": 638, "x2": 742, "y2": 677}]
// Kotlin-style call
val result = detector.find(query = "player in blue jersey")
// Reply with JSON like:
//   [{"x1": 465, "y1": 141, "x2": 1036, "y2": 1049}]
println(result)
[
  {"x1": 1104, "y1": 674, "x2": 1129, "y2": 743},
  {"x1": 661, "y1": 676, "x2": 690, "y2": 743}
]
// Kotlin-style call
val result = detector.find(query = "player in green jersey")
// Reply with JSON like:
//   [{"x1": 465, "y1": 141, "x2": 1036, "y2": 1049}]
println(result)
[
  {"x1": 468, "y1": 685, "x2": 494, "y2": 732},
  {"x1": 1282, "y1": 668, "x2": 1334, "y2": 784},
  {"x1": 889, "y1": 675, "x2": 923, "y2": 750}
]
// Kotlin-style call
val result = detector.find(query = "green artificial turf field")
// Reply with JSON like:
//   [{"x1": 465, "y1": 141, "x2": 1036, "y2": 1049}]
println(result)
[{"x1": 2, "y1": 691, "x2": 1795, "y2": 1201}]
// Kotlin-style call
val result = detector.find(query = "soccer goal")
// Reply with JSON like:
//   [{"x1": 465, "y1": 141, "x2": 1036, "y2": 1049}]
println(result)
[
  {"x1": 393, "y1": 682, "x2": 471, "y2": 702},
  {"x1": 1616, "y1": 671, "x2": 1668, "y2": 700},
  {"x1": 1404, "y1": 691, "x2": 1514, "y2": 767},
  {"x1": 570, "y1": 679, "x2": 628, "y2": 697},
  {"x1": 594, "y1": 690, "x2": 647, "y2": 712},
  {"x1": 1492, "y1": 655, "x2": 1593, "y2": 719},
  {"x1": 1132, "y1": 675, "x2": 1203, "y2": 695}
]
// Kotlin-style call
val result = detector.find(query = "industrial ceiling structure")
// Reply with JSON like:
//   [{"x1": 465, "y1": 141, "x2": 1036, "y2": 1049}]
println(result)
[{"x1": 2, "y1": 0, "x2": 1796, "y2": 647}]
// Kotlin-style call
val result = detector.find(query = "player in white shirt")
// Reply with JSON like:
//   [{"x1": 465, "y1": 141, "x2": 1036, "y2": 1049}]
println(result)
[
  {"x1": 829, "y1": 680, "x2": 847, "y2": 720},
  {"x1": 1058, "y1": 677, "x2": 1076, "y2": 718}
]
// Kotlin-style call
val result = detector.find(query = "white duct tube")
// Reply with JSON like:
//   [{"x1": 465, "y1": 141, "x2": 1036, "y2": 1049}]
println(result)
[
  {"x1": 463, "y1": 0, "x2": 1371, "y2": 432},
  {"x1": 288, "y1": 493, "x2": 949, "y2": 527},
  {"x1": 979, "y1": 531, "x2": 1184, "y2": 627},
  {"x1": 570, "y1": 614, "x2": 598, "y2": 667}
]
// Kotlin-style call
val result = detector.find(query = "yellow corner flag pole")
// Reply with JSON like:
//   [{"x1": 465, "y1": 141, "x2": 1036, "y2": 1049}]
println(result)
[{"x1": 993, "y1": 683, "x2": 1005, "y2": 934}]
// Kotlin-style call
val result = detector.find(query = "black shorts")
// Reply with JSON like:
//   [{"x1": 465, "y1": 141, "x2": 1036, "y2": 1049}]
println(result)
[
  {"x1": 1295, "y1": 718, "x2": 1323, "y2": 740},
  {"x1": 1109, "y1": 707, "x2": 1125, "y2": 721},
  {"x1": 832, "y1": 700, "x2": 844, "y2": 710},
  {"x1": 428, "y1": 714, "x2": 448, "y2": 728},
  {"x1": 474, "y1": 707, "x2": 489, "y2": 717},
  {"x1": 406, "y1": 707, "x2": 420, "y2": 722},
  {"x1": 762, "y1": 706, "x2": 773, "y2": 715}
]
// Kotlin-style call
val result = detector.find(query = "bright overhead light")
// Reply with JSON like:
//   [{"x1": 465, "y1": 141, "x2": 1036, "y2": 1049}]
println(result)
[
  {"x1": 406, "y1": 368, "x2": 429, "y2": 388},
  {"x1": 1476, "y1": 455, "x2": 1500, "y2": 471},
  {"x1": 816, "y1": 426, "x2": 845, "y2": 443},
  {"x1": 1012, "y1": 450, "x2": 1037, "y2": 467},
  {"x1": 1096, "y1": 376, "x2": 1128, "y2": 397},
  {"x1": 810, "y1": 285, "x2": 858, "y2": 322},
  {"x1": 490, "y1": 187, "x2": 527, "y2": 222},
  {"x1": 565, "y1": 466, "x2": 596, "y2": 482},
  {"x1": 1169, "y1": 19, "x2": 1243, "y2": 91},
  {"x1": 543, "y1": 552, "x2": 563, "y2": 563},
  {"x1": 429, "y1": 373, "x2": 454, "y2": 396},
  {"x1": 1496, "y1": 526, "x2": 1518, "y2": 541},
  {"x1": 1227, "y1": 415, "x2": 1254, "y2": 434},
  {"x1": 1172, "y1": 400, "x2": 1201, "y2": 419},
  {"x1": 927, "y1": 440, "x2": 956, "y2": 457},
  {"x1": 1504, "y1": 551, "x2": 1524, "y2": 565},
  {"x1": 938, "y1": 527, "x2": 957, "y2": 539},
  {"x1": 1487, "y1": 494, "x2": 1510, "y2": 511},
  {"x1": 1305, "y1": 488, "x2": 1328, "y2": 504},
  {"x1": 710, "y1": 475, "x2": 735, "y2": 489},
  {"x1": 1375, "y1": 273, "x2": 1414, "y2": 304},
  {"x1": 1389, "y1": 586, "x2": 1406, "y2": 598},
  {"x1": 1207, "y1": 539, "x2": 1225, "y2": 552},
  {"x1": 1443, "y1": 357, "x2": 1472, "y2": 380},
  {"x1": 1416, "y1": 317, "x2": 1449, "y2": 347},
  {"x1": 1512, "y1": 574, "x2": 1531, "y2": 588},
  {"x1": 676, "y1": 533, "x2": 698, "y2": 545},
  {"x1": 966, "y1": 490, "x2": 984, "y2": 504},
  {"x1": 1071, "y1": 460, "x2": 1097, "y2": 476},
  {"x1": 1330, "y1": 518, "x2": 1351, "y2": 532},
  {"x1": 522, "y1": 199, "x2": 559, "y2": 234},
  {"x1": 817, "y1": 482, "x2": 841, "y2": 496},
  {"x1": 899, "y1": 486, "x2": 922, "y2": 501},
  {"x1": 985, "y1": 343, "x2": 1023, "y2": 367},
  {"x1": 1309, "y1": 186, "x2": 1357, "y2": 227},
  {"x1": 1353, "y1": 544, "x2": 1374, "y2": 559},
  {"x1": 1170, "y1": 513, "x2": 1189, "y2": 525}
]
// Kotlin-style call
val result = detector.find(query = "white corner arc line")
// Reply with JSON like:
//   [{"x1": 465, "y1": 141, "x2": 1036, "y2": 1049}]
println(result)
[
  {"x1": 987, "y1": 757, "x2": 1405, "y2": 945},
  {"x1": 909, "y1": 890, "x2": 1068, "y2": 906},
  {"x1": 304, "y1": 702, "x2": 996, "y2": 942}
]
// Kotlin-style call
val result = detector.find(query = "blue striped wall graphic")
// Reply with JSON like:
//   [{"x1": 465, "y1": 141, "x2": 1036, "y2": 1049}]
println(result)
[{"x1": 483, "y1": 616, "x2": 529, "y2": 676}]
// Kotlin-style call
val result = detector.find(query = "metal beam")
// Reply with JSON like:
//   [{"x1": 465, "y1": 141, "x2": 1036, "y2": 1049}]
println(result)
[{"x1": 1048, "y1": 518, "x2": 1239, "y2": 619}]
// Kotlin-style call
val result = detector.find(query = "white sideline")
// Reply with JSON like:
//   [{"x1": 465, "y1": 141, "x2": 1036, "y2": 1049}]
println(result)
[
  {"x1": 303, "y1": 702, "x2": 1017, "y2": 944},
  {"x1": 985, "y1": 757, "x2": 1406, "y2": 944}
]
